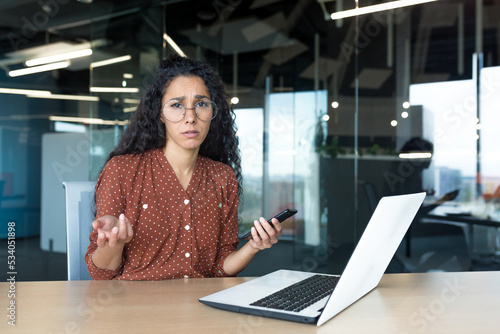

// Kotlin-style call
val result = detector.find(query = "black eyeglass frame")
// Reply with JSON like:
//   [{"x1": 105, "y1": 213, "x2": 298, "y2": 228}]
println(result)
[{"x1": 161, "y1": 99, "x2": 217, "y2": 123}]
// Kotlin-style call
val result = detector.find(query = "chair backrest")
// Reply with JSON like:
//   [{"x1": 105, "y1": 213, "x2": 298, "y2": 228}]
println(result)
[{"x1": 63, "y1": 181, "x2": 96, "y2": 281}]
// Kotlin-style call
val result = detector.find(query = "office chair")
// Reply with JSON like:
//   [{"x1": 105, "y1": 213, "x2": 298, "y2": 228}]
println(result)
[{"x1": 63, "y1": 181, "x2": 96, "y2": 280}]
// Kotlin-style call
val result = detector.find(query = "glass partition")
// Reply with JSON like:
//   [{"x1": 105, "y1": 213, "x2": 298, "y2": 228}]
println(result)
[
  {"x1": 0, "y1": 0, "x2": 94, "y2": 280},
  {"x1": 354, "y1": 0, "x2": 500, "y2": 271},
  {"x1": 88, "y1": 1, "x2": 164, "y2": 179}
]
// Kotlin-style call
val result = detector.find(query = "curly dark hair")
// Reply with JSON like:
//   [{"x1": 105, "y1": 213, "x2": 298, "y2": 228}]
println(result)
[{"x1": 106, "y1": 54, "x2": 242, "y2": 196}]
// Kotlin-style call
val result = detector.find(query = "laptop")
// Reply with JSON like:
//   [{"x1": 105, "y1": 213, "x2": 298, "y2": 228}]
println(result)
[{"x1": 199, "y1": 192, "x2": 426, "y2": 326}]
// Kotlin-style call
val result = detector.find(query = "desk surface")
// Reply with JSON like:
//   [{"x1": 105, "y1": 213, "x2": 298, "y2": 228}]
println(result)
[
  {"x1": 426, "y1": 213, "x2": 500, "y2": 228},
  {"x1": 1, "y1": 271, "x2": 499, "y2": 333}
]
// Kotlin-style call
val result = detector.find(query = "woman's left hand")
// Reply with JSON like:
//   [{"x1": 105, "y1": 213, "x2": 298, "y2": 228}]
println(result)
[{"x1": 248, "y1": 217, "x2": 282, "y2": 250}]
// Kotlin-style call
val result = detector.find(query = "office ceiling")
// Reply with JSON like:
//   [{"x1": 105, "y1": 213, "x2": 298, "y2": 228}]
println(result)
[{"x1": 0, "y1": 0, "x2": 497, "y2": 98}]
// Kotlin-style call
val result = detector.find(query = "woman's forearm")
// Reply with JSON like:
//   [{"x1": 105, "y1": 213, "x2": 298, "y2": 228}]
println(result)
[
  {"x1": 91, "y1": 245, "x2": 124, "y2": 270},
  {"x1": 222, "y1": 242, "x2": 260, "y2": 276}
]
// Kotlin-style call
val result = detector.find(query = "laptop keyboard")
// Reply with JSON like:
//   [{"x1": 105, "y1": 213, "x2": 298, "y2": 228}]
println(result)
[{"x1": 250, "y1": 274, "x2": 339, "y2": 312}]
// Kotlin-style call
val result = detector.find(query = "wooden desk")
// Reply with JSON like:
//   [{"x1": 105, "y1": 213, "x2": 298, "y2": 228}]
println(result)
[{"x1": 1, "y1": 271, "x2": 499, "y2": 333}]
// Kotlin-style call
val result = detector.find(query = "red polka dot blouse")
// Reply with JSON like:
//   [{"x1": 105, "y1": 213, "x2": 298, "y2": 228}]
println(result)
[{"x1": 84, "y1": 149, "x2": 240, "y2": 280}]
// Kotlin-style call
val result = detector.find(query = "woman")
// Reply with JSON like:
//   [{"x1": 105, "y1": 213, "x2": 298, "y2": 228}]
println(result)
[{"x1": 84, "y1": 55, "x2": 282, "y2": 280}]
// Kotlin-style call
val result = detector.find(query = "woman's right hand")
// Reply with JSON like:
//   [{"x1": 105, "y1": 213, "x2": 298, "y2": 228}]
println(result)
[{"x1": 92, "y1": 213, "x2": 134, "y2": 248}]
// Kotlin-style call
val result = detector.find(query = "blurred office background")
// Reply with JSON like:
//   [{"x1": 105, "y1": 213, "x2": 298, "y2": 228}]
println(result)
[{"x1": 1, "y1": 0, "x2": 500, "y2": 281}]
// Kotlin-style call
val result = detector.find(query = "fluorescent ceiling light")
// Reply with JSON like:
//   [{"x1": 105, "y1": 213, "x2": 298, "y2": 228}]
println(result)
[
  {"x1": 27, "y1": 94, "x2": 99, "y2": 102},
  {"x1": 123, "y1": 106, "x2": 137, "y2": 113},
  {"x1": 49, "y1": 115, "x2": 128, "y2": 126},
  {"x1": 124, "y1": 98, "x2": 140, "y2": 104},
  {"x1": 25, "y1": 49, "x2": 92, "y2": 67},
  {"x1": 8, "y1": 61, "x2": 69, "y2": 77},
  {"x1": 91, "y1": 55, "x2": 132, "y2": 68},
  {"x1": 0, "y1": 87, "x2": 98, "y2": 101},
  {"x1": 90, "y1": 87, "x2": 139, "y2": 93},
  {"x1": 54, "y1": 121, "x2": 87, "y2": 133},
  {"x1": 0, "y1": 87, "x2": 51, "y2": 96},
  {"x1": 50, "y1": 116, "x2": 105, "y2": 124},
  {"x1": 330, "y1": 0, "x2": 437, "y2": 20},
  {"x1": 163, "y1": 33, "x2": 186, "y2": 57},
  {"x1": 399, "y1": 152, "x2": 432, "y2": 159}
]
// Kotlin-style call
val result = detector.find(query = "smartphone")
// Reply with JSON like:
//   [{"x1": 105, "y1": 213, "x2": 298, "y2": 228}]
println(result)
[{"x1": 240, "y1": 209, "x2": 298, "y2": 240}]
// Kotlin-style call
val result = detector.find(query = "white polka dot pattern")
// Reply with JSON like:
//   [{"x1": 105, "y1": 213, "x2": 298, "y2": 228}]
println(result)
[{"x1": 84, "y1": 149, "x2": 240, "y2": 280}]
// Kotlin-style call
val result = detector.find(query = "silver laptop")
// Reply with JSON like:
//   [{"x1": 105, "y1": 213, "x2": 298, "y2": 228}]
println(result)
[{"x1": 199, "y1": 192, "x2": 426, "y2": 326}]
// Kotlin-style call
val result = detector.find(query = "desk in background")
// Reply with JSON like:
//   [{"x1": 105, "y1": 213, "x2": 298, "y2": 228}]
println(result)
[
  {"x1": 425, "y1": 212, "x2": 500, "y2": 258},
  {"x1": 426, "y1": 213, "x2": 500, "y2": 228},
  {"x1": 1, "y1": 271, "x2": 499, "y2": 333}
]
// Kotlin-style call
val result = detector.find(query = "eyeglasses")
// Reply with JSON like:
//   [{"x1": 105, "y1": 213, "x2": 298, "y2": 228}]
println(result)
[{"x1": 162, "y1": 99, "x2": 217, "y2": 122}]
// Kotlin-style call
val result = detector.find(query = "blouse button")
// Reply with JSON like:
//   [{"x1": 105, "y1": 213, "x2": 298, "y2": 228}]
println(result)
[
  {"x1": 184, "y1": 199, "x2": 190, "y2": 205},
  {"x1": 184, "y1": 225, "x2": 190, "y2": 231},
  {"x1": 143, "y1": 204, "x2": 148, "y2": 209},
  {"x1": 184, "y1": 275, "x2": 189, "y2": 279},
  {"x1": 185, "y1": 252, "x2": 191, "y2": 258}
]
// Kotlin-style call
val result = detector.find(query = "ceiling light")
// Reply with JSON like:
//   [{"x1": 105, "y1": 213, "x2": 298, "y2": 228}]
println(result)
[
  {"x1": 0, "y1": 87, "x2": 99, "y2": 101},
  {"x1": 91, "y1": 55, "x2": 132, "y2": 68},
  {"x1": 402, "y1": 101, "x2": 411, "y2": 109},
  {"x1": 322, "y1": 114, "x2": 330, "y2": 121},
  {"x1": 231, "y1": 97, "x2": 239, "y2": 104},
  {"x1": 8, "y1": 61, "x2": 69, "y2": 77},
  {"x1": 49, "y1": 116, "x2": 128, "y2": 126},
  {"x1": 390, "y1": 120, "x2": 398, "y2": 127},
  {"x1": 163, "y1": 33, "x2": 186, "y2": 57},
  {"x1": 330, "y1": 0, "x2": 437, "y2": 20},
  {"x1": 54, "y1": 121, "x2": 87, "y2": 133},
  {"x1": 90, "y1": 87, "x2": 139, "y2": 93},
  {"x1": 49, "y1": 116, "x2": 105, "y2": 124},
  {"x1": 0, "y1": 87, "x2": 51, "y2": 96},
  {"x1": 401, "y1": 111, "x2": 409, "y2": 118},
  {"x1": 27, "y1": 94, "x2": 99, "y2": 102},
  {"x1": 331, "y1": 101, "x2": 339, "y2": 108},
  {"x1": 25, "y1": 49, "x2": 92, "y2": 67},
  {"x1": 399, "y1": 152, "x2": 432, "y2": 159},
  {"x1": 123, "y1": 106, "x2": 137, "y2": 113}
]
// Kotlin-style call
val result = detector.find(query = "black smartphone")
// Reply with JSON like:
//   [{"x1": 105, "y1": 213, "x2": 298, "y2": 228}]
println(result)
[{"x1": 240, "y1": 209, "x2": 298, "y2": 240}]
